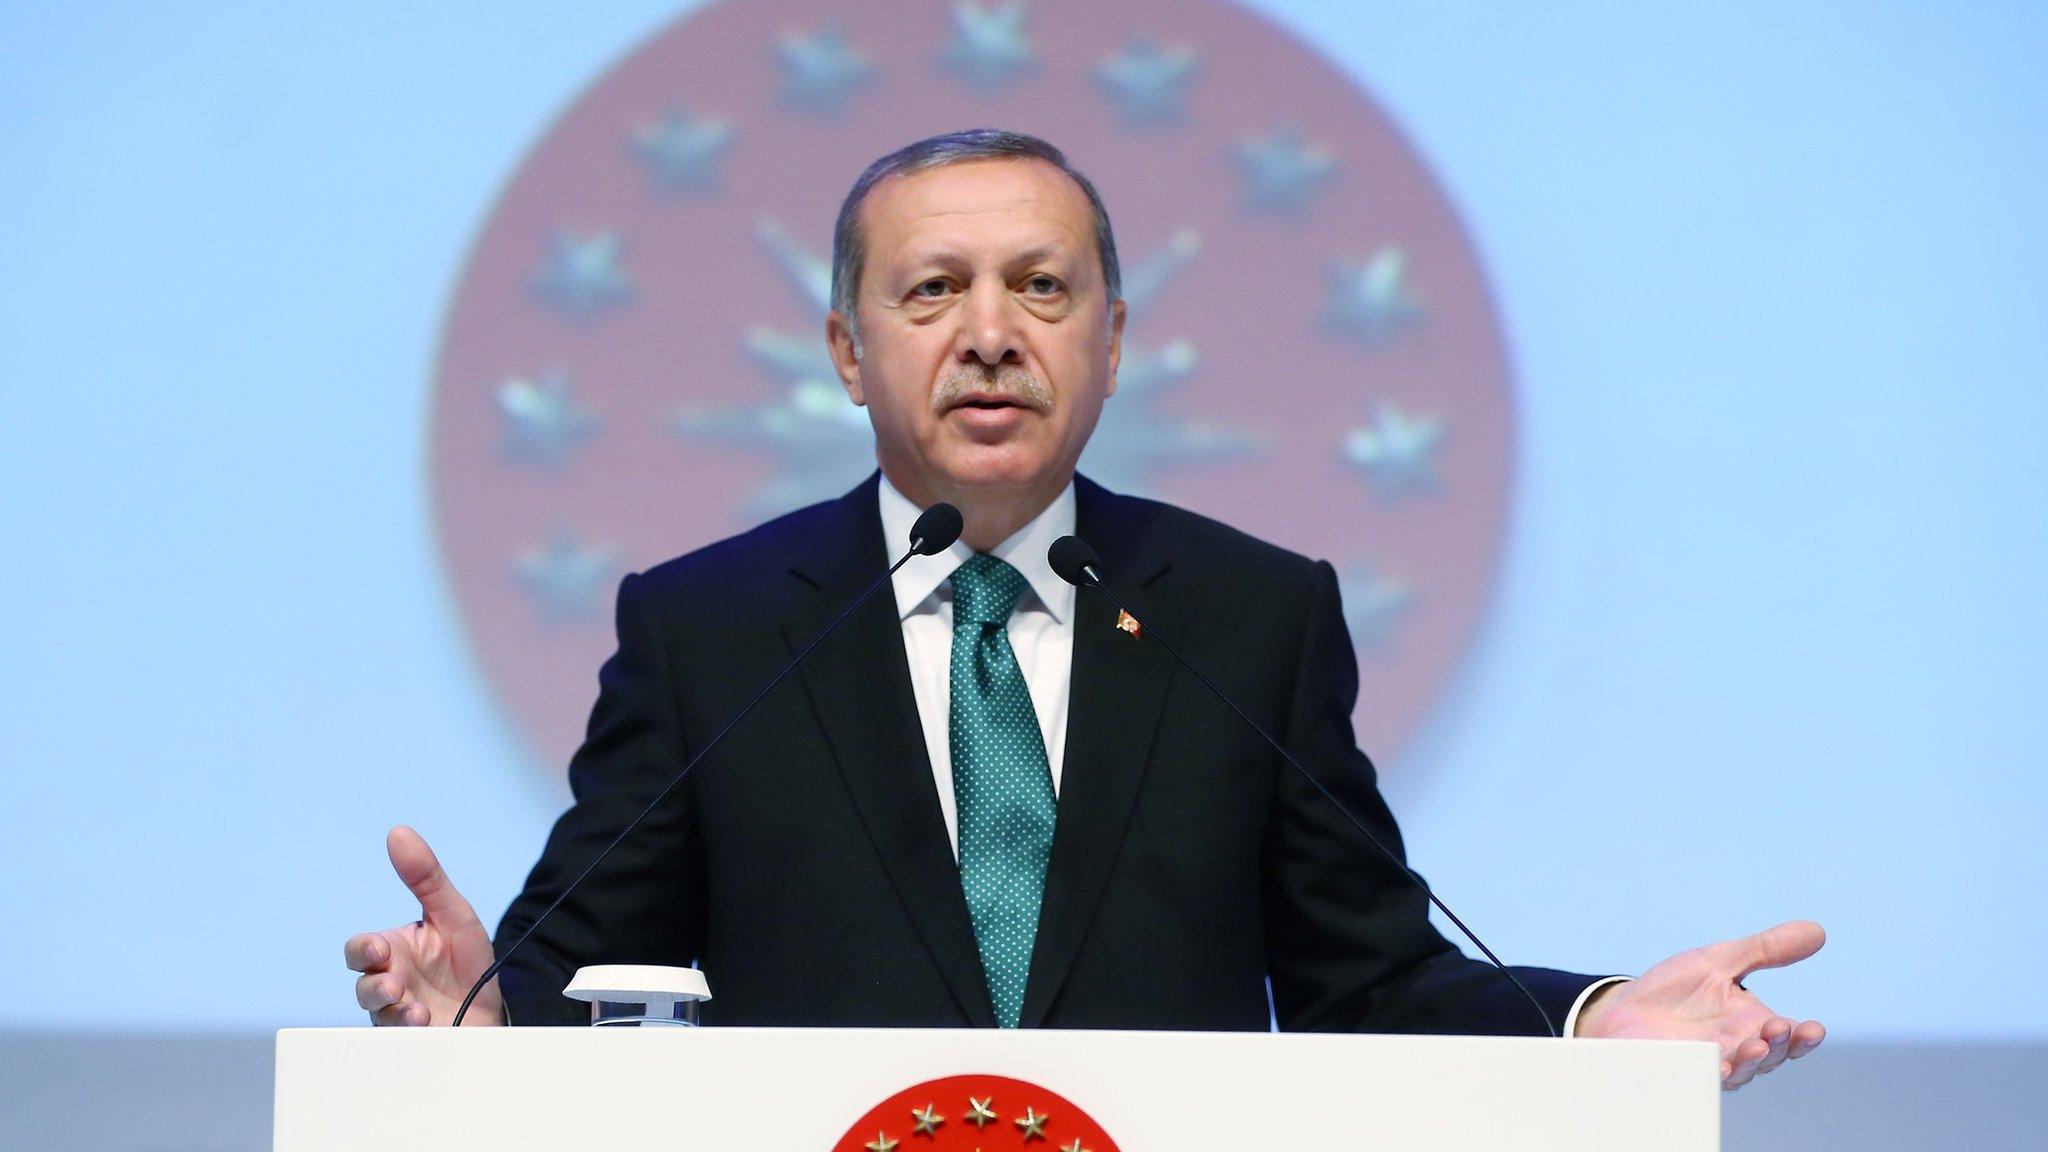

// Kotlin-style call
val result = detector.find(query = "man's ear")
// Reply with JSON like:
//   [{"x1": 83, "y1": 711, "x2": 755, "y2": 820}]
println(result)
[
  {"x1": 826, "y1": 311, "x2": 865, "y2": 405},
  {"x1": 1105, "y1": 299, "x2": 1127, "y2": 398}
]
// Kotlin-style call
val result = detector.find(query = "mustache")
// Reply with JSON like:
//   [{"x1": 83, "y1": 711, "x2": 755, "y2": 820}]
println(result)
[{"x1": 931, "y1": 364, "x2": 1052, "y2": 413}]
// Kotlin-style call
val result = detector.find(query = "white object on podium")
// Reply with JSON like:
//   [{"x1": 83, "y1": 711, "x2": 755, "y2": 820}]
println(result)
[
  {"x1": 274, "y1": 1026, "x2": 1718, "y2": 1149},
  {"x1": 562, "y1": 963, "x2": 711, "y2": 1026}
]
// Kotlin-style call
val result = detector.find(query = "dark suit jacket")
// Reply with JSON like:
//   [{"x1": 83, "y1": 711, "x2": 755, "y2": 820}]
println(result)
[{"x1": 496, "y1": 473, "x2": 1596, "y2": 1031}]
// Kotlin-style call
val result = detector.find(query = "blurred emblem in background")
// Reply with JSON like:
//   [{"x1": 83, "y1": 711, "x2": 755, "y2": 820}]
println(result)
[{"x1": 430, "y1": 0, "x2": 1517, "y2": 786}]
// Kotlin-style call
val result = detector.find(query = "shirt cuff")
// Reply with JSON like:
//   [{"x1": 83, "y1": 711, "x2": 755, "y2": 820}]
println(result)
[{"x1": 1563, "y1": 975, "x2": 1632, "y2": 1037}]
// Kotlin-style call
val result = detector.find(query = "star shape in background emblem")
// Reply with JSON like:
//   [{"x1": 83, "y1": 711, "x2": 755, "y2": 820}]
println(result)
[
  {"x1": 863, "y1": 1132, "x2": 899, "y2": 1152},
  {"x1": 1344, "y1": 401, "x2": 1443, "y2": 498},
  {"x1": 1081, "y1": 228, "x2": 1261, "y2": 490},
  {"x1": 1079, "y1": 344, "x2": 1261, "y2": 492},
  {"x1": 532, "y1": 229, "x2": 631, "y2": 319},
  {"x1": 668, "y1": 369, "x2": 877, "y2": 521},
  {"x1": 1339, "y1": 560, "x2": 1412, "y2": 650},
  {"x1": 1232, "y1": 126, "x2": 1336, "y2": 213},
  {"x1": 1319, "y1": 247, "x2": 1422, "y2": 348},
  {"x1": 667, "y1": 216, "x2": 876, "y2": 519},
  {"x1": 513, "y1": 531, "x2": 618, "y2": 623},
  {"x1": 629, "y1": 107, "x2": 734, "y2": 194},
  {"x1": 1014, "y1": 1106, "x2": 1051, "y2": 1140},
  {"x1": 776, "y1": 24, "x2": 873, "y2": 113},
  {"x1": 911, "y1": 1104, "x2": 944, "y2": 1135},
  {"x1": 943, "y1": 0, "x2": 1038, "y2": 93},
  {"x1": 966, "y1": 1096, "x2": 999, "y2": 1129},
  {"x1": 1094, "y1": 37, "x2": 1201, "y2": 125},
  {"x1": 495, "y1": 371, "x2": 596, "y2": 469}
]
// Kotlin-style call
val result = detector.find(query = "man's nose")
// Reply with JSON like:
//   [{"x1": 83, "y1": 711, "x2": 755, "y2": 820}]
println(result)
[{"x1": 954, "y1": 279, "x2": 1025, "y2": 367}]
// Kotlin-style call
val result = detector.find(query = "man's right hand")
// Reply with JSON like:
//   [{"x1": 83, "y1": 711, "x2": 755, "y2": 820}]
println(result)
[{"x1": 343, "y1": 826, "x2": 504, "y2": 1026}]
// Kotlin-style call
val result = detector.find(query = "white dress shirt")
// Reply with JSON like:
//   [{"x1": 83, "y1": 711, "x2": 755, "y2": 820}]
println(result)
[
  {"x1": 878, "y1": 473, "x2": 1076, "y2": 859},
  {"x1": 874, "y1": 473, "x2": 1623, "y2": 1035}
]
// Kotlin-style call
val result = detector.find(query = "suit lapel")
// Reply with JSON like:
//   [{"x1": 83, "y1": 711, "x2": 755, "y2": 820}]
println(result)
[
  {"x1": 1018, "y1": 477, "x2": 1177, "y2": 1027},
  {"x1": 783, "y1": 477, "x2": 997, "y2": 1027}
]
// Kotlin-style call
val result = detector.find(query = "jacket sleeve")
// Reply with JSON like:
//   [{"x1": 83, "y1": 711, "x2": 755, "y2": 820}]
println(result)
[
  {"x1": 494, "y1": 571, "x2": 704, "y2": 1025},
  {"x1": 1261, "y1": 560, "x2": 1598, "y2": 1036}
]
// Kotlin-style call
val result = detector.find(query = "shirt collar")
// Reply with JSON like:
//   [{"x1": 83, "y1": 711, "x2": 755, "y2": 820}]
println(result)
[{"x1": 878, "y1": 472, "x2": 1077, "y2": 625}]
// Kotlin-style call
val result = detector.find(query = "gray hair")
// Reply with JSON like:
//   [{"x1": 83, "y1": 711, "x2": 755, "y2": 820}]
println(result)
[{"x1": 829, "y1": 128, "x2": 1122, "y2": 342}]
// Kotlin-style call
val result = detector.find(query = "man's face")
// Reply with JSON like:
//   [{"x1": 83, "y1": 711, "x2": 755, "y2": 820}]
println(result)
[{"x1": 827, "y1": 158, "x2": 1125, "y2": 507}]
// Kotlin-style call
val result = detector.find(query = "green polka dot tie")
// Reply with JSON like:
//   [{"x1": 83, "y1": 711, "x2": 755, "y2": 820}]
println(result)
[{"x1": 948, "y1": 552, "x2": 1057, "y2": 1029}]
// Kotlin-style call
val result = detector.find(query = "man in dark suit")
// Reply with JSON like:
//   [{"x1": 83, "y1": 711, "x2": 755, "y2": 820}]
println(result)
[{"x1": 346, "y1": 130, "x2": 1825, "y2": 1088}]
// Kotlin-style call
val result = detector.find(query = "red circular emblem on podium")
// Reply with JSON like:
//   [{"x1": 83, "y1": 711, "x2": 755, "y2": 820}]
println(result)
[
  {"x1": 429, "y1": 0, "x2": 1517, "y2": 786},
  {"x1": 835, "y1": 1074, "x2": 1119, "y2": 1152}
]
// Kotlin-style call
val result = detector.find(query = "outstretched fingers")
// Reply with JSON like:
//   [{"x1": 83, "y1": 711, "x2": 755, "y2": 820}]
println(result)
[
  {"x1": 345, "y1": 829, "x2": 503, "y2": 1027},
  {"x1": 1722, "y1": 1015, "x2": 1827, "y2": 1089}
]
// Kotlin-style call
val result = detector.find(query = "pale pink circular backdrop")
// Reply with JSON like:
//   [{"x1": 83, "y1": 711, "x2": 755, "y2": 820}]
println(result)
[{"x1": 430, "y1": 0, "x2": 1516, "y2": 783}]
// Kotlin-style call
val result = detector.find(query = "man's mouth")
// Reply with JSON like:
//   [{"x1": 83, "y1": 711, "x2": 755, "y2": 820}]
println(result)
[{"x1": 951, "y1": 393, "x2": 1026, "y2": 411}]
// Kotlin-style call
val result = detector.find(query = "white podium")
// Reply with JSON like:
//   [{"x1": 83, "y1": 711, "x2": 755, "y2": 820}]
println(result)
[{"x1": 275, "y1": 1027, "x2": 1718, "y2": 1149}]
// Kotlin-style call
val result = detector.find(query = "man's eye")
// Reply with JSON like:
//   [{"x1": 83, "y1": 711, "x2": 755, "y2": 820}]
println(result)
[
  {"x1": 1025, "y1": 275, "x2": 1062, "y2": 295},
  {"x1": 914, "y1": 279, "x2": 950, "y2": 297}
]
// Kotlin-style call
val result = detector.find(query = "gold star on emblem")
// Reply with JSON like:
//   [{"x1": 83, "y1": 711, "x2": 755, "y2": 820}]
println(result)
[
  {"x1": 1115, "y1": 608, "x2": 1142, "y2": 637},
  {"x1": 966, "y1": 1096, "x2": 999, "y2": 1129},
  {"x1": 911, "y1": 1104, "x2": 945, "y2": 1136},
  {"x1": 1061, "y1": 1141, "x2": 1091, "y2": 1152},
  {"x1": 865, "y1": 1133, "x2": 899, "y2": 1152},
  {"x1": 1015, "y1": 1106, "x2": 1050, "y2": 1141}
]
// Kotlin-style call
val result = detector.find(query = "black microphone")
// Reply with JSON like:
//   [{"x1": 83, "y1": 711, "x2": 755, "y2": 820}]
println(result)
[
  {"x1": 1046, "y1": 535, "x2": 1104, "y2": 588},
  {"x1": 1047, "y1": 534, "x2": 1559, "y2": 1038},
  {"x1": 452, "y1": 502, "x2": 963, "y2": 1024}
]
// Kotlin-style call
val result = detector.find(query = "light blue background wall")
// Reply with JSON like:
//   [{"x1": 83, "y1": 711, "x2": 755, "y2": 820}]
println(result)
[{"x1": 2, "y1": 0, "x2": 2043, "y2": 1048}]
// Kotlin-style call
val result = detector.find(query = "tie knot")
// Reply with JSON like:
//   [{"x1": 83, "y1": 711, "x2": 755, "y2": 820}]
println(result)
[{"x1": 950, "y1": 553, "x2": 1029, "y2": 626}]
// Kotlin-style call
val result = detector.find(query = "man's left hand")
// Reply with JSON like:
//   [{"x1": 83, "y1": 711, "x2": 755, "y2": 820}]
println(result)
[{"x1": 1573, "y1": 920, "x2": 1827, "y2": 1090}]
